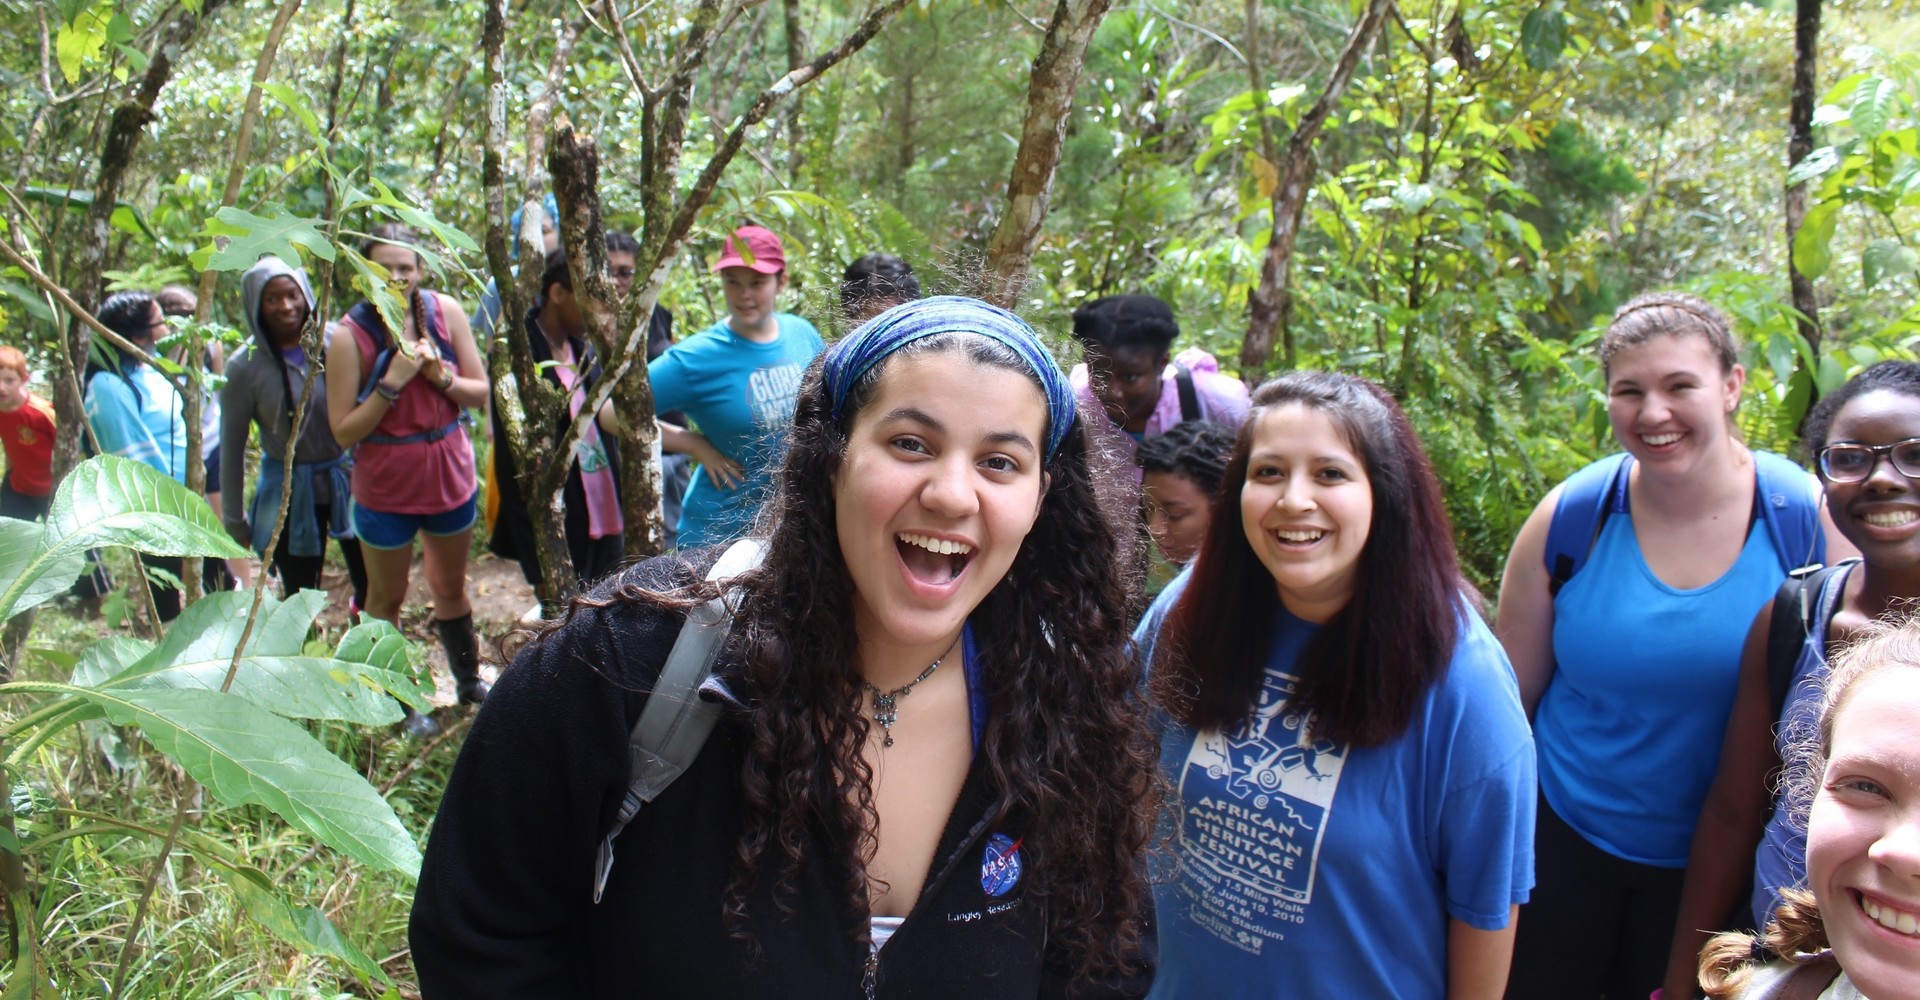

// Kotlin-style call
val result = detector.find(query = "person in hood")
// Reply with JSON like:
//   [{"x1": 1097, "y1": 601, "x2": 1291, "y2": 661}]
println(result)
[{"x1": 219, "y1": 256, "x2": 368, "y2": 612}]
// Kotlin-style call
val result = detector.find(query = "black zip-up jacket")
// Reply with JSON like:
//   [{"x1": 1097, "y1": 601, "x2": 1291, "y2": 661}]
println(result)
[{"x1": 410, "y1": 552, "x2": 1154, "y2": 998}]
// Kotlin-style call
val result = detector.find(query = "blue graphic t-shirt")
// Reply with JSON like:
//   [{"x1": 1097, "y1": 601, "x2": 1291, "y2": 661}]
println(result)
[
  {"x1": 647, "y1": 312, "x2": 823, "y2": 548},
  {"x1": 1136, "y1": 575, "x2": 1536, "y2": 1000}
]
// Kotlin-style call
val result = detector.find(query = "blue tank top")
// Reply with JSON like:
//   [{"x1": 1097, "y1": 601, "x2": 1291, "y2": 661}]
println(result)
[
  {"x1": 1751, "y1": 562, "x2": 1852, "y2": 925},
  {"x1": 1539, "y1": 509, "x2": 1787, "y2": 866}
]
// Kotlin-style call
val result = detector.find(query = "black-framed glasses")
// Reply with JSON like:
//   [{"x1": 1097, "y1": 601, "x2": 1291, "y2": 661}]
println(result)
[{"x1": 1818, "y1": 438, "x2": 1920, "y2": 482}]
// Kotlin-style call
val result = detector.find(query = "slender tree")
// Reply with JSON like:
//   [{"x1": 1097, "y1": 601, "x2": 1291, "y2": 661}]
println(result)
[
  {"x1": 1240, "y1": 0, "x2": 1393, "y2": 375},
  {"x1": 1786, "y1": 0, "x2": 1824, "y2": 358},
  {"x1": 981, "y1": 0, "x2": 1115, "y2": 306}
]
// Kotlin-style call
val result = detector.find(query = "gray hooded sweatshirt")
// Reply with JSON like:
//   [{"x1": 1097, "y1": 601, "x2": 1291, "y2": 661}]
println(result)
[{"x1": 218, "y1": 257, "x2": 345, "y2": 541}]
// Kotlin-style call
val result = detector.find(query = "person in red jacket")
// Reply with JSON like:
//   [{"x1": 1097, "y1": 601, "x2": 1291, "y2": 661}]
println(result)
[{"x1": 0, "y1": 345, "x2": 56, "y2": 522}]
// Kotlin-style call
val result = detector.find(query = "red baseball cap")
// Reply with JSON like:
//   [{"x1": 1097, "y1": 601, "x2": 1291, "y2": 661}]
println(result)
[{"x1": 712, "y1": 225, "x2": 787, "y2": 274}]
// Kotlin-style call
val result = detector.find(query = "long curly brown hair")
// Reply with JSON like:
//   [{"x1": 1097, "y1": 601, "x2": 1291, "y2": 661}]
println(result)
[{"x1": 581, "y1": 333, "x2": 1158, "y2": 980}]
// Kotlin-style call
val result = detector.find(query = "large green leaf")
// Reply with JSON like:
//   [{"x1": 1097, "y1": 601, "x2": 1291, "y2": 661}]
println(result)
[
  {"x1": 1850, "y1": 76, "x2": 1899, "y2": 139},
  {"x1": 53, "y1": 0, "x2": 111, "y2": 83},
  {"x1": 0, "y1": 456, "x2": 247, "y2": 620},
  {"x1": 192, "y1": 206, "x2": 336, "y2": 273},
  {"x1": 0, "y1": 518, "x2": 86, "y2": 621},
  {"x1": 25, "y1": 682, "x2": 421, "y2": 876},
  {"x1": 99, "y1": 591, "x2": 407, "y2": 724},
  {"x1": 334, "y1": 618, "x2": 435, "y2": 713},
  {"x1": 213, "y1": 861, "x2": 391, "y2": 984},
  {"x1": 1520, "y1": 7, "x2": 1568, "y2": 72},
  {"x1": 68, "y1": 635, "x2": 154, "y2": 686},
  {"x1": 338, "y1": 247, "x2": 411, "y2": 343}
]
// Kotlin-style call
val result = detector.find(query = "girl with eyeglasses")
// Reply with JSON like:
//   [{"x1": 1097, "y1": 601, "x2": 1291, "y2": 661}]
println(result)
[
  {"x1": 1660, "y1": 360, "x2": 1920, "y2": 998},
  {"x1": 1495, "y1": 293, "x2": 1851, "y2": 999}
]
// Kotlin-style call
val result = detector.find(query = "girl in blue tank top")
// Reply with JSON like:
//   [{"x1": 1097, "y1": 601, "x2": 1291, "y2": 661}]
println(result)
[
  {"x1": 1660, "y1": 361, "x2": 1920, "y2": 998},
  {"x1": 1495, "y1": 293, "x2": 1843, "y2": 999}
]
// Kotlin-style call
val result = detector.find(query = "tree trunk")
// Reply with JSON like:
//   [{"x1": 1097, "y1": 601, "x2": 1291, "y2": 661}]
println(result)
[
  {"x1": 482, "y1": 2, "x2": 580, "y2": 612},
  {"x1": 1785, "y1": 0, "x2": 1823, "y2": 360},
  {"x1": 1240, "y1": 0, "x2": 1392, "y2": 376},
  {"x1": 784, "y1": 0, "x2": 809, "y2": 184},
  {"x1": 979, "y1": 0, "x2": 1114, "y2": 308},
  {"x1": 53, "y1": 0, "x2": 231, "y2": 485}
]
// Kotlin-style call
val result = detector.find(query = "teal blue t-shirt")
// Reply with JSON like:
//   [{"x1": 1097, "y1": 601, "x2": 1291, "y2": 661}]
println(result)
[
  {"x1": 1539, "y1": 512, "x2": 1785, "y2": 866},
  {"x1": 647, "y1": 313, "x2": 823, "y2": 548}
]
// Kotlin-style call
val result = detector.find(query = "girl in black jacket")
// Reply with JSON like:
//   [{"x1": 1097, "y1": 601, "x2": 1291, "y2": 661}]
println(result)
[{"x1": 412, "y1": 296, "x2": 1159, "y2": 998}]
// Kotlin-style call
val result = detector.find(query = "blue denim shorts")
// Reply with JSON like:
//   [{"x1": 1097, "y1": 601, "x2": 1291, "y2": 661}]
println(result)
[{"x1": 351, "y1": 492, "x2": 478, "y2": 551}]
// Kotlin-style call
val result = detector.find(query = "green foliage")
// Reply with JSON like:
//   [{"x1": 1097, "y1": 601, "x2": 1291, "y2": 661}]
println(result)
[{"x1": 0, "y1": 457, "x2": 427, "y2": 989}]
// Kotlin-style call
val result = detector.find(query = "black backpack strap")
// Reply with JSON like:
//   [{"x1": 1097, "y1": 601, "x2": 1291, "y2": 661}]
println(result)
[
  {"x1": 1766, "y1": 561, "x2": 1853, "y2": 722},
  {"x1": 1173, "y1": 363, "x2": 1201, "y2": 424},
  {"x1": 592, "y1": 539, "x2": 766, "y2": 903}
]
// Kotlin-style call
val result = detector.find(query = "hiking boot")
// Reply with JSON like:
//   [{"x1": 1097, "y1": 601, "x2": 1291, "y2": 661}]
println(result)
[
  {"x1": 437, "y1": 613, "x2": 489, "y2": 707},
  {"x1": 401, "y1": 708, "x2": 441, "y2": 740}
]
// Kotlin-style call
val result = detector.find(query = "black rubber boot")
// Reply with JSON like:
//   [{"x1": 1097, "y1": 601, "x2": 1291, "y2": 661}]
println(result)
[
  {"x1": 437, "y1": 613, "x2": 490, "y2": 706},
  {"x1": 401, "y1": 707, "x2": 441, "y2": 739}
]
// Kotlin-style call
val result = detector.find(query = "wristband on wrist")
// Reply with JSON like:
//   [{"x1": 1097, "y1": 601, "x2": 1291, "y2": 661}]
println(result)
[
  {"x1": 436, "y1": 370, "x2": 455, "y2": 391},
  {"x1": 374, "y1": 381, "x2": 401, "y2": 402}
]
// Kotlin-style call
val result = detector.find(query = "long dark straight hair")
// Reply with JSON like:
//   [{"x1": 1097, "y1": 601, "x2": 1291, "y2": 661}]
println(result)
[{"x1": 1152, "y1": 371, "x2": 1462, "y2": 746}]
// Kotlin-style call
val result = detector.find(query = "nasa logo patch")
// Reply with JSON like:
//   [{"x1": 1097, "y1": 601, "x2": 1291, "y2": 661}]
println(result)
[{"x1": 980, "y1": 832, "x2": 1024, "y2": 897}]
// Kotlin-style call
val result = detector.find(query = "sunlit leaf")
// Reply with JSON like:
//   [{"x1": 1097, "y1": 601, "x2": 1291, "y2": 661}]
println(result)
[
  {"x1": 1792, "y1": 201, "x2": 1840, "y2": 280},
  {"x1": 193, "y1": 207, "x2": 335, "y2": 273},
  {"x1": 0, "y1": 456, "x2": 247, "y2": 621}
]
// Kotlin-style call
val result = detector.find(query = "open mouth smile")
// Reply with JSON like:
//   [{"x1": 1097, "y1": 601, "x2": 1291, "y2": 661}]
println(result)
[
  {"x1": 897, "y1": 532, "x2": 976, "y2": 586},
  {"x1": 1272, "y1": 528, "x2": 1327, "y2": 546},
  {"x1": 1641, "y1": 432, "x2": 1684, "y2": 447}
]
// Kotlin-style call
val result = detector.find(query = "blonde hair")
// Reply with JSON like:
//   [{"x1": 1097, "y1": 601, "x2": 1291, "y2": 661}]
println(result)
[{"x1": 1696, "y1": 616, "x2": 1920, "y2": 997}]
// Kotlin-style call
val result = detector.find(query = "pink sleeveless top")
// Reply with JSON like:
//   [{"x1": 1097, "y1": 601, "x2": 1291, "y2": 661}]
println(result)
[{"x1": 341, "y1": 291, "x2": 476, "y2": 514}]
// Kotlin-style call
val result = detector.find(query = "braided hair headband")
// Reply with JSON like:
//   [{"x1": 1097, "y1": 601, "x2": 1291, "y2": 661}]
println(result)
[{"x1": 822, "y1": 295, "x2": 1077, "y2": 458}]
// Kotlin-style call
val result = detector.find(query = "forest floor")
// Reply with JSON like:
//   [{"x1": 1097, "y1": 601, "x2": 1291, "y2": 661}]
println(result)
[{"x1": 313, "y1": 550, "x2": 539, "y2": 708}]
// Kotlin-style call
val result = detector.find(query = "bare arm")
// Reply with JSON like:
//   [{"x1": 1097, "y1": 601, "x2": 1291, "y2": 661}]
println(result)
[
  {"x1": 1494, "y1": 488, "x2": 1563, "y2": 717},
  {"x1": 1448, "y1": 910, "x2": 1519, "y2": 1000},
  {"x1": 327, "y1": 323, "x2": 421, "y2": 448},
  {"x1": 418, "y1": 294, "x2": 491, "y2": 409},
  {"x1": 660, "y1": 421, "x2": 742, "y2": 489},
  {"x1": 1660, "y1": 608, "x2": 1778, "y2": 999}
]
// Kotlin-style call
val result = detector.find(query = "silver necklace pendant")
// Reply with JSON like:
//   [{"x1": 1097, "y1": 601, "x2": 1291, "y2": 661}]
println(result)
[{"x1": 863, "y1": 649, "x2": 948, "y2": 749}]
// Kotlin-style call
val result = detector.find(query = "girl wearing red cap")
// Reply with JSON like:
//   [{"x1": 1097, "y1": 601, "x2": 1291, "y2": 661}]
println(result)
[{"x1": 649, "y1": 225, "x2": 824, "y2": 549}]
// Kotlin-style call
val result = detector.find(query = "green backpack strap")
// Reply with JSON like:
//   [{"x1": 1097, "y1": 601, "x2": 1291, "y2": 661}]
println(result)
[{"x1": 592, "y1": 538, "x2": 766, "y2": 903}]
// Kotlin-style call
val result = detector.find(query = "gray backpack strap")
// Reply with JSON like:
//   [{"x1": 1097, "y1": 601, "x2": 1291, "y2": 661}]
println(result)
[{"x1": 592, "y1": 538, "x2": 766, "y2": 903}]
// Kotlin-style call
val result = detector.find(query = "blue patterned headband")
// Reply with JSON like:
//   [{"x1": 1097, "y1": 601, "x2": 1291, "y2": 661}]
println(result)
[{"x1": 823, "y1": 295, "x2": 1077, "y2": 458}]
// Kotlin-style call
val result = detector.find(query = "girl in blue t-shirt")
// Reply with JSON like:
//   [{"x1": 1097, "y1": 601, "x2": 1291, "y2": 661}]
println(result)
[
  {"x1": 647, "y1": 225, "x2": 824, "y2": 549},
  {"x1": 1660, "y1": 360, "x2": 1920, "y2": 998},
  {"x1": 1496, "y1": 293, "x2": 1849, "y2": 999},
  {"x1": 1139, "y1": 371, "x2": 1535, "y2": 999}
]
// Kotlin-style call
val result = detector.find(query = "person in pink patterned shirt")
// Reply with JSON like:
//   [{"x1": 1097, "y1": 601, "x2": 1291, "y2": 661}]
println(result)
[{"x1": 1067, "y1": 294, "x2": 1250, "y2": 478}]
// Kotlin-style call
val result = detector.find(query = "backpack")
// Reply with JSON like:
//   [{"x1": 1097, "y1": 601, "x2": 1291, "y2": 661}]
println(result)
[
  {"x1": 1542, "y1": 451, "x2": 1826, "y2": 597},
  {"x1": 1763, "y1": 559, "x2": 1856, "y2": 724},
  {"x1": 592, "y1": 538, "x2": 766, "y2": 903},
  {"x1": 1172, "y1": 364, "x2": 1201, "y2": 423}
]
